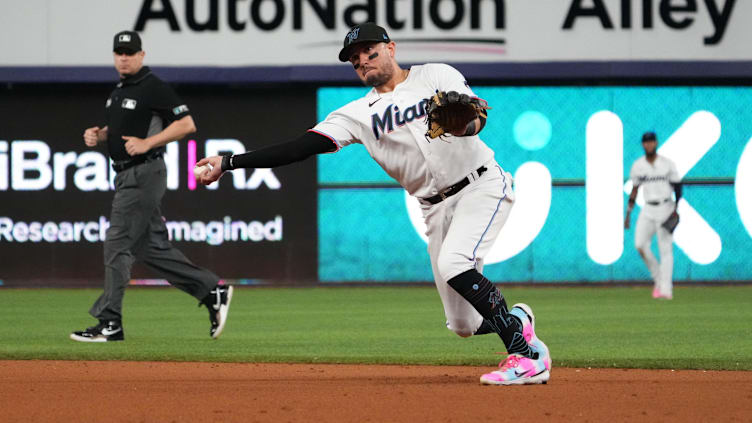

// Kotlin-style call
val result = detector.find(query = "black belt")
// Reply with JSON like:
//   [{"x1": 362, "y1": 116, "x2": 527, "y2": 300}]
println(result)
[
  {"x1": 422, "y1": 166, "x2": 487, "y2": 205},
  {"x1": 646, "y1": 198, "x2": 670, "y2": 206},
  {"x1": 112, "y1": 152, "x2": 163, "y2": 173}
]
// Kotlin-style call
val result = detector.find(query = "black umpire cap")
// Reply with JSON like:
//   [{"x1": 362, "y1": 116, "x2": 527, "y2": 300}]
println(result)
[
  {"x1": 641, "y1": 131, "x2": 658, "y2": 142},
  {"x1": 338, "y1": 22, "x2": 391, "y2": 62},
  {"x1": 113, "y1": 30, "x2": 142, "y2": 54}
]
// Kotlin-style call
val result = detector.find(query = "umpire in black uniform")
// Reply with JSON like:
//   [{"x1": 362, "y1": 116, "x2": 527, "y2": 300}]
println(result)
[{"x1": 70, "y1": 30, "x2": 233, "y2": 342}]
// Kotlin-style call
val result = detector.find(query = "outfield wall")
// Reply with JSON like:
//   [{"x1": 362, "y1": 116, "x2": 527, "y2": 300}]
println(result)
[
  {"x1": 317, "y1": 86, "x2": 752, "y2": 282},
  {"x1": 0, "y1": 84, "x2": 320, "y2": 285},
  {"x1": 1, "y1": 82, "x2": 751, "y2": 285}
]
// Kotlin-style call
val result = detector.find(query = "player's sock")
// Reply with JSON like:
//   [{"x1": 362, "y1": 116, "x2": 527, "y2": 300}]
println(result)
[
  {"x1": 474, "y1": 319, "x2": 496, "y2": 335},
  {"x1": 448, "y1": 269, "x2": 533, "y2": 357}
]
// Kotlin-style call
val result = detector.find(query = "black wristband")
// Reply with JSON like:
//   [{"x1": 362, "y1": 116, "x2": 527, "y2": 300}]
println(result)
[{"x1": 221, "y1": 154, "x2": 233, "y2": 172}]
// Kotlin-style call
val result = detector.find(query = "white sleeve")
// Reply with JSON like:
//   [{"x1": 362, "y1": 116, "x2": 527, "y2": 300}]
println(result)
[
  {"x1": 630, "y1": 162, "x2": 640, "y2": 186},
  {"x1": 668, "y1": 159, "x2": 681, "y2": 183},
  {"x1": 311, "y1": 109, "x2": 362, "y2": 148},
  {"x1": 426, "y1": 63, "x2": 477, "y2": 98}
]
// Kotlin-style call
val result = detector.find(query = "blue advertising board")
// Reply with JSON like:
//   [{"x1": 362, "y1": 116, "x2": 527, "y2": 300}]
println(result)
[{"x1": 317, "y1": 86, "x2": 752, "y2": 282}]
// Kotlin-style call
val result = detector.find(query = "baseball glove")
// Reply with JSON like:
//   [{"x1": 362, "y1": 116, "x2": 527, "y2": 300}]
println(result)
[
  {"x1": 424, "y1": 91, "x2": 490, "y2": 139},
  {"x1": 662, "y1": 211, "x2": 680, "y2": 234}
]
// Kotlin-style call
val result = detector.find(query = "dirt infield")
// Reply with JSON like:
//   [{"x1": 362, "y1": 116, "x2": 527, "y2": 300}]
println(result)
[{"x1": 2, "y1": 361, "x2": 750, "y2": 422}]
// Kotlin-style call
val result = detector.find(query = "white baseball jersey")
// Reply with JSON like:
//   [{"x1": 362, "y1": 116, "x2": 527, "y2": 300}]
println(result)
[
  {"x1": 312, "y1": 63, "x2": 494, "y2": 199},
  {"x1": 630, "y1": 154, "x2": 679, "y2": 298},
  {"x1": 629, "y1": 155, "x2": 680, "y2": 219},
  {"x1": 313, "y1": 63, "x2": 515, "y2": 336}
]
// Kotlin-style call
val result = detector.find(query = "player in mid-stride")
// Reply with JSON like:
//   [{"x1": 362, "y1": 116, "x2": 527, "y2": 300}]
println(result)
[
  {"x1": 624, "y1": 131, "x2": 682, "y2": 299},
  {"x1": 197, "y1": 23, "x2": 551, "y2": 385}
]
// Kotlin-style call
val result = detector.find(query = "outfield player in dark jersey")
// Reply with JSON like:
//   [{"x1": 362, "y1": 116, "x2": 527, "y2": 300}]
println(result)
[{"x1": 70, "y1": 30, "x2": 232, "y2": 343}]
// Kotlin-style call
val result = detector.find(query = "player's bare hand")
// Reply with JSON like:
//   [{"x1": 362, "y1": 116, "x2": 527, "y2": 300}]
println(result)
[
  {"x1": 83, "y1": 127, "x2": 102, "y2": 147},
  {"x1": 624, "y1": 217, "x2": 631, "y2": 230},
  {"x1": 196, "y1": 156, "x2": 225, "y2": 186},
  {"x1": 123, "y1": 136, "x2": 151, "y2": 156}
]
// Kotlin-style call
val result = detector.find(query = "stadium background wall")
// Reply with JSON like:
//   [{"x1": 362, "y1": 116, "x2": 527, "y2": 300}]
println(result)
[
  {"x1": 0, "y1": 84, "x2": 319, "y2": 286},
  {"x1": 1, "y1": 75, "x2": 751, "y2": 286}
]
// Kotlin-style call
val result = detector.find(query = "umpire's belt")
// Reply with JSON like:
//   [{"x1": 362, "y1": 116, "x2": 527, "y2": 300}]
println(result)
[
  {"x1": 646, "y1": 198, "x2": 671, "y2": 206},
  {"x1": 421, "y1": 166, "x2": 487, "y2": 205},
  {"x1": 112, "y1": 151, "x2": 163, "y2": 173}
]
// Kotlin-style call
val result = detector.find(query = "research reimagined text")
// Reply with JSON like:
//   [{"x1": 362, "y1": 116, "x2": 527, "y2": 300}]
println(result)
[{"x1": 0, "y1": 216, "x2": 282, "y2": 245}]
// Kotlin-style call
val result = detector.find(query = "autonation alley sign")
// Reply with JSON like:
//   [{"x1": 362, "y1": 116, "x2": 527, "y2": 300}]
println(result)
[{"x1": 0, "y1": 0, "x2": 748, "y2": 66}]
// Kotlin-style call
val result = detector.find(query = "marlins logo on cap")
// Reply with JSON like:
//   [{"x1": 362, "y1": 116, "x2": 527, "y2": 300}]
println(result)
[
  {"x1": 346, "y1": 28, "x2": 360, "y2": 44},
  {"x1": 338, "y1": 22, "x2": 391, "y2": 62}
]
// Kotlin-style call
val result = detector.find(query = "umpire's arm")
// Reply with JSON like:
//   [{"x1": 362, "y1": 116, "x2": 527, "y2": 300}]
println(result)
[
  {"x1": 123, "y1": 115, "x2": 196, "y2": 156},
  {"x1": 148, "y1": 115, "x2": 197, "y2": 148}
]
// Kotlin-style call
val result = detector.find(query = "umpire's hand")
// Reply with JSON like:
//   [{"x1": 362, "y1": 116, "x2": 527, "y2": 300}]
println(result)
[
  {"x1": 196, "y1": 155, "x2": 225, "y2": 186},
  {"x1": 83, "y1": 126, "x2": 105, "y2": 147}
]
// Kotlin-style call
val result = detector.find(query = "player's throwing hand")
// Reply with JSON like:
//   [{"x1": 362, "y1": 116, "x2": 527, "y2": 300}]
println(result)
[{"x1": 196, "y1": 156, "x2": 224, "y2": 185}]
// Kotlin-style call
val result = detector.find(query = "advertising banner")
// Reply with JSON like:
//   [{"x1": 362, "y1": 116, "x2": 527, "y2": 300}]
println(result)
[
  {"x1": 0, "y1": 85, "x2": 319, "y2": 285},
  {"x1": 317, "y1": 85, "x2": 752, "y2": 282},
  {"x1": 1, "y1": 0, "x2": 750, "y2": 81}
]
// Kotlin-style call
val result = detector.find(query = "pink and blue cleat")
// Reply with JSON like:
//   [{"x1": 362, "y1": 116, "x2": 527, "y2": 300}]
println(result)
[
  {"x1": 479, "y1": 353, "x2": 550, "y2": 385},
  {"x1": 653, "y1": 287, "x2": 673, "y2": 300},
  {"x1": 480, "y1": 303, "x2": 551, "y2": 385}
]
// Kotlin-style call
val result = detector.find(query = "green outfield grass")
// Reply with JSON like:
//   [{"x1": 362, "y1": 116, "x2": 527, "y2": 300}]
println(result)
[{"x1": 0, "y1": 285, "x2": 750, "y2": 370}]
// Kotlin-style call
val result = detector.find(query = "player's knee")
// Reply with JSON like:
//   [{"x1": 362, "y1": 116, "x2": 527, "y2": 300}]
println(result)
[
  {"x1": 437, "y1": 251, "x2": 472, "y2": 283},
  {"x1": 446, "y1": 320, "x2": 475, "y2": 338}
]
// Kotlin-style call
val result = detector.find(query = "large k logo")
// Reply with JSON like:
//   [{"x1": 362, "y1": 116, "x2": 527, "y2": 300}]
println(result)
[
  {"x1": 583, "y1": 110, "x2": 723, "y2": 265},
  {"x1": 645, "y1": 111, "x2": 722, "y2": 264}
]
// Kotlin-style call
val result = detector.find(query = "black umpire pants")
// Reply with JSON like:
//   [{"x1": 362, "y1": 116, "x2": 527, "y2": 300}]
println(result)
[{"x1": 89, "y1": 157, "x2": 219, "y2": 321}]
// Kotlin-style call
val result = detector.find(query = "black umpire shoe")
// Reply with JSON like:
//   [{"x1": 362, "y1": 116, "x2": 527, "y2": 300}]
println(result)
[
  {"x1": 200, "y1": 285, "x2": 234, "y2": 339},
  {"x1": 70, "y1": 320, "x2": 124, "y2": 342}
]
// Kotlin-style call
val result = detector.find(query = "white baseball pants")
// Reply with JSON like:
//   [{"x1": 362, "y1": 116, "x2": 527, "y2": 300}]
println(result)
[
  {"x1": 634, "y1": 206, "x2": 675, "y2": 297},
  {"x1": 420, "y1": 160, "x2": 515, "y2": 337}
]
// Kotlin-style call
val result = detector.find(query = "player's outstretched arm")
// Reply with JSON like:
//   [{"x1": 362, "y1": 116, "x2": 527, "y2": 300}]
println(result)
[{"x1": 197, "y1": 131, "x2": 337, "y2": 186}]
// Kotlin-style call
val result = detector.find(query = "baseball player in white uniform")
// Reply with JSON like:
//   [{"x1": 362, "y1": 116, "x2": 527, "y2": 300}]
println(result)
[
  {"x1": 624, "y1": 132, "x2": 682, "y2": 299},
  {"x1": 197, "y1": 23, "x2": 550, "y2": 385}
]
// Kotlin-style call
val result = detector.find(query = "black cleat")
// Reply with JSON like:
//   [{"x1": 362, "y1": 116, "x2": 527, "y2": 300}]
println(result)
[
  {"x1": 200, "y1": 285, "x2": 233, "y2": 339},
  {"x1": 70, "y1": 320, "x2": 124, "y2": 343}
]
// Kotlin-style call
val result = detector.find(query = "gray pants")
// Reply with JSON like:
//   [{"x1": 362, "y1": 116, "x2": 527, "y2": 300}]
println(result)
[{"x1": 90, "y1": 158, "x2": 219, "y2": 321}]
